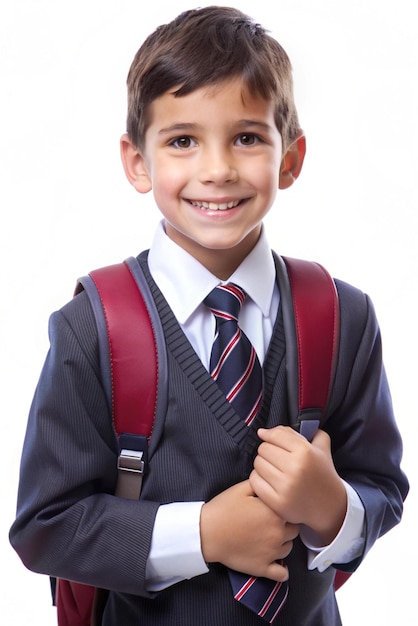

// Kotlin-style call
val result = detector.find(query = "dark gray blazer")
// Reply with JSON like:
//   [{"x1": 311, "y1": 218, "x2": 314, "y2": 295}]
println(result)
[{"x1": 9, "y1": 253, "x2": 408, "y2": 625}]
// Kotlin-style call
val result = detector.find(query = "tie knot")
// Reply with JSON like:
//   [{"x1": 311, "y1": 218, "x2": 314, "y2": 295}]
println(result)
[{"x1": 204, "y1": 283, "x2": 246, "y2": 324}]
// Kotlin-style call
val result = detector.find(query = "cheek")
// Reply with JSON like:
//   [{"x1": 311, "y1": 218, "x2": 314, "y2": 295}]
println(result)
[
  {"x1": 151, "y1": 159, "x2": 188, "y2": 197},
  {"x1": 151, "y1": 173, "x2": 187, "y2": 214},
  {"x1": 252, "y1": 160, "x2": 281, "y2": 195}
]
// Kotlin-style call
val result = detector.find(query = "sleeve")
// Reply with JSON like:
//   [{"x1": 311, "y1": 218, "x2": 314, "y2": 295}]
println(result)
[
  {"x1": 146, "y1": 502, "x2": 208, "y2": 591},
  {"x1": 302, "y1": 481, "x2": 365, "y2": 571},
  {"x1": 324, "y1": 280, "x2": 409, "y2": 573},
  {"x1": 9, "y1": 292, "x2": 159, "y2": 597}
]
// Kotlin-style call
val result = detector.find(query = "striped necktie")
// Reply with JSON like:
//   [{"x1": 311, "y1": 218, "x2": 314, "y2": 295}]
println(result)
[
  {"x1": 204, "y1": 283, "x2": 288, "y2": 623},
  {"x1": 205, "y1": 283, "x2": 262, "y2": 426}
]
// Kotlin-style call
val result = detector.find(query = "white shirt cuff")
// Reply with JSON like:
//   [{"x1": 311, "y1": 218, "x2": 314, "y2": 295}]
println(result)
[
  {"x1": 146, "y1": 502, "x2": 208, "y2": 591},
  {"x1": 300, "y1": 481, "x2": 365, "y2": 573}
]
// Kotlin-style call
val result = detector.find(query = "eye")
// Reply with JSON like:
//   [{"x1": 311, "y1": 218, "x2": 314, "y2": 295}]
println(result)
[
  {"x1": 170, "y1": 136, "x2": 196, "y2": 149},
  {"x1": 236, "y1": 133, "x2": 260, "y2": 147}
]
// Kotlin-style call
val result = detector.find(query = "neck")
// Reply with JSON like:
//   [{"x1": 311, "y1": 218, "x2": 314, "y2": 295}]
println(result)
[{"x1": 164, "y1": 224, "x2": 262, "y2": 280}]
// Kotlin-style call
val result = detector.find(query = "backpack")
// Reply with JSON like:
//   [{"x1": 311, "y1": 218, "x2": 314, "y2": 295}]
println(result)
[{"x1": 54, "y1": 253, "x2": 349, "y2": 625}]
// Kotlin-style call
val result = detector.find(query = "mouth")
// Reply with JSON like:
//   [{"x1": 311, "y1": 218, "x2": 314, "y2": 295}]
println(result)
[{"x1": 188, "y1": 199, "x2": 243, "y2": 211}]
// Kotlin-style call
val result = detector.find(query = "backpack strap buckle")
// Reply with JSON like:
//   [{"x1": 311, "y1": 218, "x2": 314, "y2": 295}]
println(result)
[
  {"x1": 115, "y1": 449, "x2": 145, "y2": 499},
  {"x1": 115, "y1": 433, "x2": 148, "y2": 500}
]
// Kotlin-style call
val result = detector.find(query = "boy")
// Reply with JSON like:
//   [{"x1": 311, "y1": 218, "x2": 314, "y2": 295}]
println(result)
[{"x1": 9, "y1": 6, "x2": 408, "y2": 625}]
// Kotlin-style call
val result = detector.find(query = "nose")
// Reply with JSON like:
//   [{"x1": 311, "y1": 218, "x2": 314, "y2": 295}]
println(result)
[{"x1": 198, "y1": 146, "x2": 238, "y2": 185}]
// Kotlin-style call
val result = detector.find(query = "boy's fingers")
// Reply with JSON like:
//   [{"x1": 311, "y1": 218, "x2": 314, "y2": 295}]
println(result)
[
  {"x1": 259, "y1": 426, "x2": 330, "y2": 445},
  {"x1": 311, "y1": 428, "x2": 331, "y2": 452},
  {"x1": 250, "y1": 467, "x2": 283, "y2": 512},
  {"x1": 257, "y1": 425, "x2": 304, "y2": 449},
  {"x1": 265, "y1": 560, "x2": 289, "y2": 582}
]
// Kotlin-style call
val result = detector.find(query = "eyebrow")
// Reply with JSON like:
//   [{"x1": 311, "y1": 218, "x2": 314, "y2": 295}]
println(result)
[
  {"x1": 237, "y1": 119, "x2": 273, "y2": 132},
  {"x1": 158, "y1": 119, "x2": 274, "y2": 136},
  {"x1": 158, "y1": 123, "x2": 197, "y2": 135}
]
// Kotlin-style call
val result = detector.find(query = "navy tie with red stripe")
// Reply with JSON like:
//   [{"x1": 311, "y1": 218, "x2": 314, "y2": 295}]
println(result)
[
  {"x1": 205, "y1": 283, "x2": 262, "y2": 426},
  {"x1": 204, "y1": 284, "x2": 288, "y2": 623}
]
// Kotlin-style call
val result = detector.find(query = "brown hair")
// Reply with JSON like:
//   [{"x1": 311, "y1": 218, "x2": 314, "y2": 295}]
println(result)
[{"x1": 126, "y1": 6, "x2": 300, "y2": 150}]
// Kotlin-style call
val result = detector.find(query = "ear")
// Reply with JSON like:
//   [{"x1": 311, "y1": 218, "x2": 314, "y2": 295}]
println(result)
[
  {"x1": 279, "y1": 132, "x2": 306, "y2": 190},
  {"x1": 120, "y1": 133, "x2": 152, "y2": 193}
]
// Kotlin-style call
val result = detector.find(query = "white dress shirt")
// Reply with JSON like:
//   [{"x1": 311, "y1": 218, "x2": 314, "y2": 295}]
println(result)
[{"x1": 145, "y1": 221, "x2": 365, "y2": 591}]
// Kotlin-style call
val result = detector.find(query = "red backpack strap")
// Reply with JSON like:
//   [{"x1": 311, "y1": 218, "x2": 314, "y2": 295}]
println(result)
[
  {"x1": 276, "y1": 255, "x2": 351, "y2": 590},
  {"x1": 275, "y1": 255, "x2": 340, "y2": 440},
  {"x1": 75, "y1": 256, "x2": 167, "y2": 499},
  {"x1": 55, "y1": 258, "x2": 166, "y2": 625}
]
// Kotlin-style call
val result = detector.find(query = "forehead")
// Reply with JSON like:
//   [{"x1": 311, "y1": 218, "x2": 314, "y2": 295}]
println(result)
[{"x1": 146, "y1": 78, "x2": 277, "y2": 131}]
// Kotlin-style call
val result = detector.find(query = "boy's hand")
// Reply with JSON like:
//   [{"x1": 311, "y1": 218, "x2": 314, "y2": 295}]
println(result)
[
  {"x1": 200, "y1": 480, "x2": 299, "y2": 581},
  {"x1": 249, "y1": 427, "x2": 347, "y2": 545}
]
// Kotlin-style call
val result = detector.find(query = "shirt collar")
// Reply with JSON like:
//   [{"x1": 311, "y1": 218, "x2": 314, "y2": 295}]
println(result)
[{"x1": 148, "y1": 221, "x2": 276, "y2": 323}]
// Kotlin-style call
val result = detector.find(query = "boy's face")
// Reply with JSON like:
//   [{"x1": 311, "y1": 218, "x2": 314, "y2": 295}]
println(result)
[{"x1": 122, "y1": 78, "x2": 303, "y2": 278}]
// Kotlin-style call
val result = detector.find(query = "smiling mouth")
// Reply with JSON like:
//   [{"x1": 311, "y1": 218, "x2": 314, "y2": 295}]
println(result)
[{"x1": 188, "y1": 199, "x2": 242, "y2": 211}]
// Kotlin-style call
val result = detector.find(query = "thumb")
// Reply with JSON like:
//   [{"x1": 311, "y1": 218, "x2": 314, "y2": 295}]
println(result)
[
  {"x1": 311, "y1": 428, "x2": 331, "y2": 452},
  {"x1": 236, "y1": 478, "x2": 256, "y2": 497}
]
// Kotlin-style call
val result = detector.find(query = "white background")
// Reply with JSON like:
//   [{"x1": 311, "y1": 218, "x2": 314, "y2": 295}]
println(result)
[{"x1": 1, "y1": 1, "x2": 416, "y2": 623}]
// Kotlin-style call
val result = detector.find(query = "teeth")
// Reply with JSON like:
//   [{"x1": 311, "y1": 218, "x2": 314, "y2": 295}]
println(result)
[{"x1": 190, "y1": 200, "x2": 240, "y2": 211}]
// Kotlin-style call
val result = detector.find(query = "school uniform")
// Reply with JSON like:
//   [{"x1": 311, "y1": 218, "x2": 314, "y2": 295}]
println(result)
[{"x1": 9, "y1": 226, "x2": 408, "y2": 625}]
